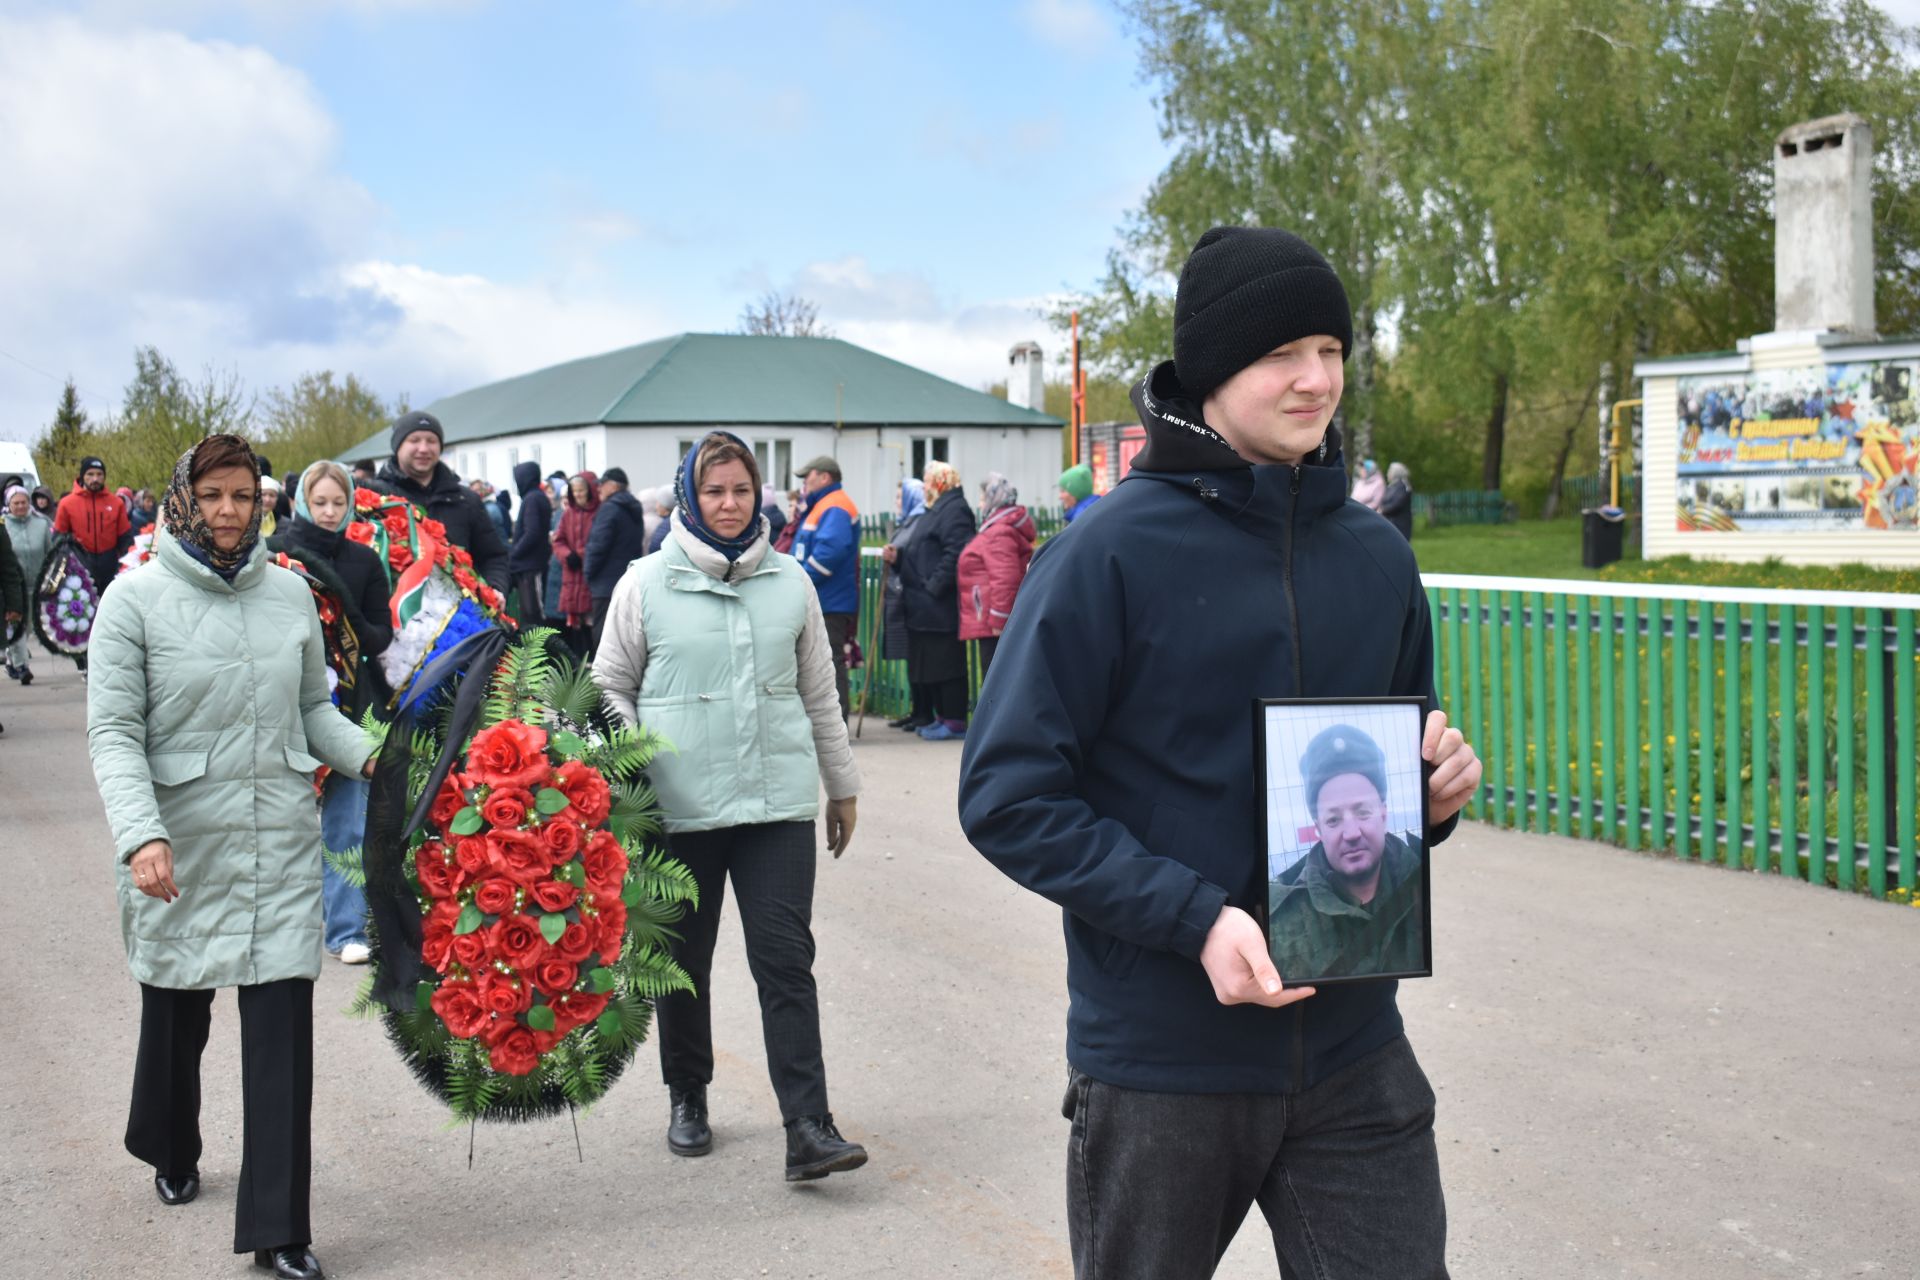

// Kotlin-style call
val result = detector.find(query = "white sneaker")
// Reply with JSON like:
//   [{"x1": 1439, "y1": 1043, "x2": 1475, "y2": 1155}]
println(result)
[{"x1": 337, "y1": 942, "x2": 372, "y2": 965}]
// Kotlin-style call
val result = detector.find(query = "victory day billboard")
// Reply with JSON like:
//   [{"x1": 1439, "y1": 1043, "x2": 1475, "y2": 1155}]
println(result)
[{"x1": 1676, "y1": 359, "x2": 1918, "y2": 532}]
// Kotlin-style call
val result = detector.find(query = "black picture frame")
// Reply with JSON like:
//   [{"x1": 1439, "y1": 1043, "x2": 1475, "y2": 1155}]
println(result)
[{"x1": 1253, "y1": 696, "x2": 1433, "y2": 987}]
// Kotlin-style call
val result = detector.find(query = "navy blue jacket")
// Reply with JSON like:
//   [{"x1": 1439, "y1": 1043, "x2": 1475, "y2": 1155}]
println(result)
[
  {"x1": 958, "y1": 362, "x2": 1456, "y2": 1095},
  {"x1": 509, "y1": 461, "x2": 554, "y2": 576},
  {"x1": 584, "y1": 488, "x2": 650, "y2": 600}
]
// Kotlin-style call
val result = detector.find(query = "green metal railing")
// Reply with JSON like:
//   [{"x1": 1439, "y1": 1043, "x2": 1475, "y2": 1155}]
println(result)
[
  {"x1": 1414, "y1": 491, "x2": 1515, "y2": 527},
  {"x1": 1427, "y1": 574, "x2": 1919, "y2": 898},
  {"x1": 858, "y1": 508, "x2": 1066, "y2": 547}
]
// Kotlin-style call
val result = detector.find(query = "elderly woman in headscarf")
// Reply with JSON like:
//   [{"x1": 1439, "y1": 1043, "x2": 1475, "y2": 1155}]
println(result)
[
  {"x1": 888, "y1": 460, "x2": 976, "y2": 741},
  {"x1": 5, "y1": 482, "x2": 54, "y2": 684},
  {"x1": 547, "y1": 470, "x2": 601, "y2": 657},
  {"x1": 880, "y1": 477, "x2": 929, "y2": 730},
  {"x1": 955, "y1": 472, "x2": 1036, "y2": 681},
  {"x1": 268, "y1": 459, "x2": 395, "y2": 966},
  {"x1": 87, "y1": 434, "x2": 377, "y2": 1280}
]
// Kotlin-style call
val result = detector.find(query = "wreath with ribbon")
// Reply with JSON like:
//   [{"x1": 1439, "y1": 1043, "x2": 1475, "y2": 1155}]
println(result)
[{"x1": 343, "y1": 627, "x2": 696, "y2": 1122}]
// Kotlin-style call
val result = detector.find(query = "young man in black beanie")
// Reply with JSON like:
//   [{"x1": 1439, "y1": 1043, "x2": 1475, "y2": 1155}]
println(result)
[
  {"x1": 959, "y1": 226, "x2": 1482, "y2": 1279},
  {"x1": 364, "y1": 409, "x2": 510, "y2": 590}
]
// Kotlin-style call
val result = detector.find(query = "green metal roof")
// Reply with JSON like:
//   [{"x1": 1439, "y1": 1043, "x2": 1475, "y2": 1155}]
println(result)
[{"x1": 342, "y1": 333, "x2": 1063, "y2": 460}]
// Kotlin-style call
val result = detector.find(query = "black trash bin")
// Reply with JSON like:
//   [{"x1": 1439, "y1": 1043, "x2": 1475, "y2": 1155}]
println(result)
[{"x1": 1582, "y1": 506, "x2": 1626, "y2": 569}]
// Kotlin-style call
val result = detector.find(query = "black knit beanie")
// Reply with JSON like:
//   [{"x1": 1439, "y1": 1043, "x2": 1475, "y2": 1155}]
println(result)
[
  {"x1": 390, "y1": 410, "x2": 444, "y2": 453},
  {"x1": 1172, "y1": 226, "x2": 1352, "y2": 404}
]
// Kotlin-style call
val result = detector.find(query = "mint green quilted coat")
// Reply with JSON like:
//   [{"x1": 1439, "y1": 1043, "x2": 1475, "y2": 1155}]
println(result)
[{"x1": 87, "y1": 529, "x2": 375, "y2": 988}]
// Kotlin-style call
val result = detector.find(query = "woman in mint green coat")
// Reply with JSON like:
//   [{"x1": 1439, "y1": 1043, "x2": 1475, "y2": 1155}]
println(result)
[
  {"x1": 88, "y1": 435, "x2": 374, "y2": 1280},
  {"x1": 594, "y1": 432, "x2": 866, "y2": 1184}
]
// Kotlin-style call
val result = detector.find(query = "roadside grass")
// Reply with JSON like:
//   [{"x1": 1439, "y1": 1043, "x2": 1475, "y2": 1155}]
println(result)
[{"x1": 1412, "y1": 519, "x2": 1920, "y2": 594}]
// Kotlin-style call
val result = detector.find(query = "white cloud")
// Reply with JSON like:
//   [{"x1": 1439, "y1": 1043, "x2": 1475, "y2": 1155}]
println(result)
[
  {"x1": 0, "y1": 14, "x2": 670, "y2": 442},
  {"x1": 1021, "y1": 0, "x2": 1115, "y2": 53}
]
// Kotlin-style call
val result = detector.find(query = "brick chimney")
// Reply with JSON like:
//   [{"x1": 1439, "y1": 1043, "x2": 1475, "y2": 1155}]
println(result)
[{"x1": 1773, "y1": 114, "x2": 1875, "y2": 337}]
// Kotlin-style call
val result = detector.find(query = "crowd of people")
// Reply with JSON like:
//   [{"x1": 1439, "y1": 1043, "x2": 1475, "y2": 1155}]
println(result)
[{"x1": 4, "y1": 223, "x2": 1482, "y2": 1280}]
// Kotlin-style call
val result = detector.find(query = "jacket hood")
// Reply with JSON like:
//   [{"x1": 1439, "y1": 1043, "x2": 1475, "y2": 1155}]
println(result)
[
  {"x1": 512, "y1": 461, "x2": 542, "y2": 496},
  {"x1": 981, "y1": 503, "x2": 1036, "y2": 543}
]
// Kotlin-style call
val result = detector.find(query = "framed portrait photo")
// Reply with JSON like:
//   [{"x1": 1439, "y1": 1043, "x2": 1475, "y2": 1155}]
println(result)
[{"x1": 1254, "y1": 697, "x2": 1433, "y2": 986}]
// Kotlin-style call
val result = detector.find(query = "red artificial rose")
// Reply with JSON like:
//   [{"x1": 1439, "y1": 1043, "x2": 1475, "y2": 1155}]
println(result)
[
  {"x1": 537, "y1": 816, "x2": 584, "y2": 864},
  {"x1": 449, "y1": 932, "x2": 488, "y2": 972},
  {"x1": 414, "y1": 844, "x2": 465, "y2": 899},
  {"x1": 581, "y1": 831, "x2": 628, "y2": 892},
  {"x1": 594, "y1": 902, "x2": 627, "y2": 964},
  {"x1": 452, "y1": 545, "x2": 474, "y2": 568},
  {"x1": 454, "y1": 567, "x2": 479, "y2": 593},
  {"x1": 551, "y1": 920, "x2": 596, "y2": 965},
  {"x1": 488, "y1": 1027, "x2": 542, "y2": 1076},
  {"x1": 532, "y1": 959, "x2": 579, "y2": 997},
  {"x1": 344, "y1": 521, "x2": 376, "y2": 546},
  {"x1": 531, "y1": 1027, "x2": 563, "y2": 1055},
  {"x1": 382, "y1": 509, "x2": 411, "y2": 540},
  {"x1": 389, "y1": 544, "x2": 414, "y2": 571},
  {"x1": 553, "y1": 761, "x2": 613, "y2": 827},
  {"x1": 421, "y1": 517, "x2": 449, "y2": 541},
  {"x1": 422, "y1": 919, "x2": 454, "y2": 972},
  {"x1": 427, "y1": 897, "x2": 462, "y2": 928},
  {"x1": 480, "y1": 786, "x2": 534, "y2": 830},
  {"x1": 454, "y1": 836, "x2": 490, "y2": 876},
  {"x1": 528, "y1": 879, "x2": 579, "y2": 912},
  {"x1": 553, "y1": 989, "x2": 611, "y2": 1034},
  {"x1": 488, "y1": 913, "x2": 547, "y2": 970},
  {"x1": 466, "y1": 720, "x2": 551, "y2": 790},
  {"x1": 487, "y1": 829, "x2": 550, "y2": 887},
  {"x1": 431, "y1": 983, "x2": 489, "y2": 1039},
  {"x1": 354, "y1": 487, "x2": 380, "y2": 509},
  {"x1": 428, "y1": 774, "x2": 468, "y2": 830},
  {"x1": 472, "y1": 877, "x2": 517, "y2": 917},
  {"x1": 479, "y1": 971, "x2": 533, "y2": 1016}
]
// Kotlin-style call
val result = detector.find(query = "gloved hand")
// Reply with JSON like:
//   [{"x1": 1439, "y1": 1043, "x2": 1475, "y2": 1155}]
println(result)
[{"x1": 566, "y1": 553, "x2": 583, "y2": 572}]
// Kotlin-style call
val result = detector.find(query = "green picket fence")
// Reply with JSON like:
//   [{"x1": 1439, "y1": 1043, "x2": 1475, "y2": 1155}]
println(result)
[
  {"x1": 858, "y1": 508, "x2": 1066, "y2": 547},
  {"x1": 1427, "y1": 574, "x2": 1919, "y2": 898},
  {"x1": 1415, "y1": 491, "x2": 1515, "y2": 527}
]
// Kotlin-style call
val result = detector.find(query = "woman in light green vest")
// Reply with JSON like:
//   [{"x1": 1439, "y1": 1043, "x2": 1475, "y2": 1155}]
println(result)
[
  {"x1": 87, "y1": 435, "x2": 376, "y2": 1280},
  {"x1": 594, "y1": 431, "x2": 866, "y2": 1183}
]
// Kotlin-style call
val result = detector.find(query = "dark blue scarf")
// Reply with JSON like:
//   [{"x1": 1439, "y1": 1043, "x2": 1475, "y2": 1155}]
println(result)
[{"x1": 673, "y1": 432, "x2": 764, "y2": 562}]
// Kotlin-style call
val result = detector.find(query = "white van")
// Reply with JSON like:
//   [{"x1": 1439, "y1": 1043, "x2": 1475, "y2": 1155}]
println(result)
[{"x1": 0, "y1": 441, "x2": 41, "y2": 493}]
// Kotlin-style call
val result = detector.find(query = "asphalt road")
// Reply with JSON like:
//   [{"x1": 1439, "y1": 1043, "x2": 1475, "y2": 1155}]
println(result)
[{"x1": 2, "y1": 659, "x2": 1915, "y2": 1279}]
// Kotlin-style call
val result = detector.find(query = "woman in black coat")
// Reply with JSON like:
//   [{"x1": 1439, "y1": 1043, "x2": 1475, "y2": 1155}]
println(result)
[
  {"x1": 269, "y1": 460, "x2": 394, "y2": 965},
  {"x1": 886, "y1": 462, "x2": 976, "y2": 740},
  {"x1": 1378, "y1": 461, "x2": 1414, "y2": 542}
]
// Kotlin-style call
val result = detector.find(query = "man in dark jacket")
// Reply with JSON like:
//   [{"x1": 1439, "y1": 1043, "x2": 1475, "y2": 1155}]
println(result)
[
  {"x1": 790, "y1": 455, "x2": 861, "y2": 719},
  {"x1": 583, "y1": 467, "x2": 649, "y2": 654},
  {"x1": 958, "y1": 226, "x2": 1481, "y2": 1279},
  {"x1": 366, "y1": 411, "x2": 510, "y2": 589},
  {"x1": 509, "y1": 460, "x2": 553, "y2": 626}
]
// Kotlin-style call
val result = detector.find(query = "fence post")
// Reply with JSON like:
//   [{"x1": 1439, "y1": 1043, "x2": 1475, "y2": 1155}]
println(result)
[
  {"x1": 1467, "y1": 590, "x2": 1484, "y2": 820},
  {"x1": 1552, "y1": 593, "x2": 1571, "y2": 839},
  {"x1": 1576, "y1": 594, "x2": 1593, "y2": 840},
  {"x1": 1488, "y1": 593, "x2": 1507, "y2": 826},
  {"x1": 1867, "y1": 607, "x2": 1887, "y2": 898},
  {"x1": 1648, "y1": 597, "x2": 1666, "y2": 850},
  {"x1": 1673, "y1": 599, "x2": 1690, "y2": 860},
  {"x1": 1698, "y1": 600, "x2": 1717, "y2": 864},
  {"x1": 1624, "y1": 598, "x2": 1641, "y2": 852},
  {"x1": 1777, "y1": 604, "x2": 1797, "y2": 878},
  {"x1": 1836, "y1": 606, "x2": 1855, "y2": 891},
  {"x1": 1530, "y1": 591, "x2": 1549, "y2": 835},
  {"x1": 1806, "y1": 605, "x2": 1825, "y2": 884},
  {"x1": 1508, "y1": 590, "x2": 1526, "y2": 827},
  {"x1": 1599, "y1": 596, "x2": 1617, "y2": 843},
  {"x1": 1898, "y1": 610, "x2": 1916, "y2": 893}
]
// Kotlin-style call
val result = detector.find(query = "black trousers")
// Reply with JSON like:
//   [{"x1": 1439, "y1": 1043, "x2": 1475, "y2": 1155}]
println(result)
[
  {"x1": 823, "y1": 612, "x2": 855, "y2": 721},
  {"x1": 656, "y1": 822, "x2": 828, "y2": 1121},
  {"x1": 513, "y1": 569, "x2": 547, "y2": 627},
  {"x1": 977, "y1": 635, "x2": 999, "y2": 680},
  {"x1": 127, "y1": 980, "x2": 314, "y2": 1254}
]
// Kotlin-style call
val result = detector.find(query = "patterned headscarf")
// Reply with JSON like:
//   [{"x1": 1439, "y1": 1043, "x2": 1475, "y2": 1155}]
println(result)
[
  {"x1": 923, "y1": 461, "x2": 961, "y2": 505},
  {"x1": 897, "y1": 477, "x2": 926, "y2": 521},
  {"x1": 162, "y1": 434, "x2": 263, "y2": 580},
  {"x1": 980, "y1": 471, "x2": 1017, "y2": 514}
]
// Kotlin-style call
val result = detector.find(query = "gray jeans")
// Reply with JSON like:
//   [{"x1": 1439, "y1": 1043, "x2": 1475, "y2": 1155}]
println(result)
[{"x1": 1062, "y1": 1035, "x2": 1447, "y2": 1279}]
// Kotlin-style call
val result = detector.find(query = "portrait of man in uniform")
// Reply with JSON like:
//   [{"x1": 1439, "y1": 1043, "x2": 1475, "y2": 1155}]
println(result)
[{"x1": 1261, "y1": 705, "x2": 1431, "y2": 984}]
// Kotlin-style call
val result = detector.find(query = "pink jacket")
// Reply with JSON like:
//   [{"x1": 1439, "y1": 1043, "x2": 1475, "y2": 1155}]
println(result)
[{"x1": 957, "y1": 505, "x2": 1036, "y2": 641}]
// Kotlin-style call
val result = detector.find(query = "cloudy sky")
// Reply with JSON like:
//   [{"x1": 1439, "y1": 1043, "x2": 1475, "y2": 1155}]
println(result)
[
  {"x1": 1, "y1": 0, "x2": 1916, "y2": 446},
  {"x1": 0, "y1": 0, "x2": 1166, "y2": 443}
]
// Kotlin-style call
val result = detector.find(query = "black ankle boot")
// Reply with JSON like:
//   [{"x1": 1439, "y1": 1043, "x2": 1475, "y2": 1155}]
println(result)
[
  {"x1": 667, "y1": 1085, "x2": 712, "y2": 1156},
  {"x1": 784, "y1": 1112, "x2": 867, "y2": 1181},
  {"x1": 253, "y1": 1246, "x2": 323, "y2": 1279}
]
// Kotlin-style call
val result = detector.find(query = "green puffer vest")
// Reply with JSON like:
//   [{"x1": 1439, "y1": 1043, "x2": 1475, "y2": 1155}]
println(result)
[
  {"x1": 630, "y1": 539, "x2": 821, "y2": 833},
  {"x1": 87, "y1": 529, "x2": 375, "y2": 989}
]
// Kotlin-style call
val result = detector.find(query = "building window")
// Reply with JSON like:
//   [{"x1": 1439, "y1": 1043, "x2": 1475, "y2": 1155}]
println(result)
[
  {"x1": 475, "y1": 449, "x2": 487, "y2": 477},
  {"x1": 574, "y1": 440, "x2": 586, "y2": 473},
  {"x1": 911, "y1": 436, "x2": 950, "y2": 478},
  {"x1": 508, "y1": 447, "x2": 520, "y2": 468},
  {"x1": 529, "y1": 442, "x2": 541, "y2": 465},
  {"x1": 753, "y1": 439, "x2": 793, "y2": 487}
]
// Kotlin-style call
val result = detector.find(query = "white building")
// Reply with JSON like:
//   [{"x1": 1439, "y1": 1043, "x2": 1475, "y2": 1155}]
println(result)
[{"x1": 341, "y1": 333, "x2": 1065, "y2": 522}]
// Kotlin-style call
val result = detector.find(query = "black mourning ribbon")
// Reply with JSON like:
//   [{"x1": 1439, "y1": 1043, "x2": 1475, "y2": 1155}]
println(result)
[{"x1": 363, "y1": 625, "x2": 512, "y2": 1012}]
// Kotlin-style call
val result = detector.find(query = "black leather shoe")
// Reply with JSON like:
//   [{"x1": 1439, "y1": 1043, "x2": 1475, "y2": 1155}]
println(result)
[
  {"x1": 667, "y1": 1085, "x2": 712, "y2": 1157},
  {"x1": 785, "y1": 1112, "x2": 867, "y2": 1181},
  {"x1": 253, "y1": 1246, "x2": 324, "y2": 1279},
  {"x1": 153, "y1": 1171, "x2": 199, "y2": 1205},
  {"x1": 891, "y1": 714, "x2": 933, "y2": 732}
]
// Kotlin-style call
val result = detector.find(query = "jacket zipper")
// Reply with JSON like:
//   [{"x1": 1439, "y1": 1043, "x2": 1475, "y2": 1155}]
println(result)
[{"x1": 1283, "y1": 465, "x2": 1303, "y2": 695}]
